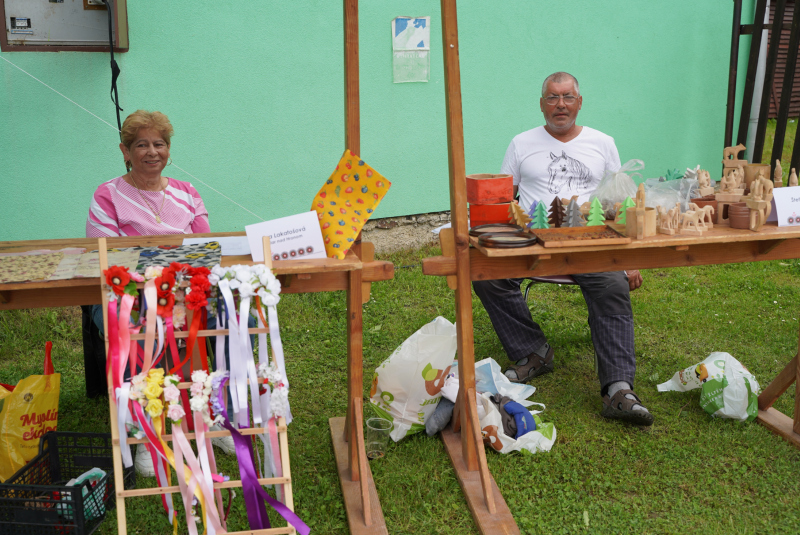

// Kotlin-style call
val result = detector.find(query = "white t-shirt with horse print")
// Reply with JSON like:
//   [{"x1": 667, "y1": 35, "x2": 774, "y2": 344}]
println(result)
[{"x1": 500, "y1": 125, "x2": 621, "y2": 214}]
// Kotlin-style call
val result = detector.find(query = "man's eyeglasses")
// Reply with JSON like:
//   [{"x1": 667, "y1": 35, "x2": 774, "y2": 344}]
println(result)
[{"x1": 543, "y1": 95, "x2": 578, "y2": 105}]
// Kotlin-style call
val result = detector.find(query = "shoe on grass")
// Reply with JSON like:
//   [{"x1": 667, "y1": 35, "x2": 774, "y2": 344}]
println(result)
[
  {"x1": 135, "y1": 444, "x2": 156, "y2": 478},
  {"x1": 503, "y1": 343, "x2": 554, "y2": 384},
  {"x1": 601, "y1": 389, "x2": 654, "y2": 426}
]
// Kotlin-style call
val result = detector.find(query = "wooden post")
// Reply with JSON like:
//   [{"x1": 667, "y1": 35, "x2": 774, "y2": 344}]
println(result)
[{"x1": 440, "y1": 0, "x2": 478, "y2": 473}]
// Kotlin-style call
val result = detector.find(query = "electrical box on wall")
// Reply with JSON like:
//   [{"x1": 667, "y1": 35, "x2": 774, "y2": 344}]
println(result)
[{"x1": 1, "y1": 0, "x2": 128, "y2": 51}]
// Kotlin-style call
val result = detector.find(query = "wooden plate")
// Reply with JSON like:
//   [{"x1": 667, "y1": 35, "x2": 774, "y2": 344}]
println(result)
[
  {"x1": 477, "y1": 231, "x2": 538, "y2": 248},
  {"x1": 530, "y1": 225, "x2": 631, "y2": 247},
  {"x1": 469, "y1": 223, "x2": 523, "y2": 237}
]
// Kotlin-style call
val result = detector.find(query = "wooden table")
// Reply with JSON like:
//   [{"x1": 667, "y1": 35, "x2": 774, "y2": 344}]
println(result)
[
  {"x1": 421, "y1": 222, "x2": 800, "y2": 533},
  {"x1": 0, "y1": 231, "x2": 395, "y2": 533}
]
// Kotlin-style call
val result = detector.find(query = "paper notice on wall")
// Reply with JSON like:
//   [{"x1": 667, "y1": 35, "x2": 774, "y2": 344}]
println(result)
[{"x1": 392, "y1": 16, "x2": 430, "y2": 83}]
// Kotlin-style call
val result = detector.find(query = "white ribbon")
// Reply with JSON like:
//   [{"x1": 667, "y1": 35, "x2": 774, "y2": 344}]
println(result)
[
  {"x1": 115, "y1": 383, "x2": 133, "y2": 467},
  {"x1": 267, "y1": 305, "x2": 292, "y2": 423},
  {"x1": 238, "y1": 295, "x2": 263, "y2": 426},
  {"x1": 217, "y1": 280, "x2": 245, "y2": 425}
]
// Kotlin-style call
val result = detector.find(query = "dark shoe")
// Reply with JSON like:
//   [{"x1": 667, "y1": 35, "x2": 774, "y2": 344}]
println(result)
[
  {"x1": 503, "y1": 343, "x2": 554, "y2": 384},
  {"x1": 601, "y1": 389, "x2": 654, "y2": 426}
]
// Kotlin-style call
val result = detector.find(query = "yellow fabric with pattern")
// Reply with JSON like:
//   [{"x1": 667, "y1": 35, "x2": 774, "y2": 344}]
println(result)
[{"x1": 311, "y1": 150, "x2": 391, "y2": 259}]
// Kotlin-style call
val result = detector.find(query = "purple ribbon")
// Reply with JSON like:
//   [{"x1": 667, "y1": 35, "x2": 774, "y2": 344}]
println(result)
[{"x1": 216, "y1": 378, "x2": 310, "y2": 535}]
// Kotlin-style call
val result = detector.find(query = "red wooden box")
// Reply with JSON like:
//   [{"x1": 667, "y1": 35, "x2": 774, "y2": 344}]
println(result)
[
  {"x1": 469, "y1": 202, "x2": 511, "y2": 228},
  {"x1": 466, "y1": 174, "x2": 513, "y2": 204}
]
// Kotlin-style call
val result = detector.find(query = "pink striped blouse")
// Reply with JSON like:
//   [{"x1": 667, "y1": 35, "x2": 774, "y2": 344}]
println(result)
[{"x1": 86, "y1": 176, "x2": 210, "y2": 238}]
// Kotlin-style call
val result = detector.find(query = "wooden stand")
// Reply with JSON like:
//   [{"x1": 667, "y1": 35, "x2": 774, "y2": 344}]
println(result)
[{"x1": 99, "y1": 236, "x2": 299, "y2": 535}]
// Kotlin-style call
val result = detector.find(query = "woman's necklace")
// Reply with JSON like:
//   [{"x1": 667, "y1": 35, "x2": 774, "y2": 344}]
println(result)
[{"x1": 130, "y1": 174, "x2": 167, "y2": 224}]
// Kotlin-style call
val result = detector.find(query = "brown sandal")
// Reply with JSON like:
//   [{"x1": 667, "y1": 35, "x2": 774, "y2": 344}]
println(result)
[
  {"x1": 503, "y1": 344, "x2": 554, "y2": 383},
  {"x1": 601, "y1": 389, "x2": 654, "y2": 426}
]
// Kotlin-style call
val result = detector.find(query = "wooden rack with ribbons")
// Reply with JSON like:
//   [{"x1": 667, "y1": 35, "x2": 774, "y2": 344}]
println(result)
[{"x1": 99, "y1": 236, "x2": 303, "y2": 535}]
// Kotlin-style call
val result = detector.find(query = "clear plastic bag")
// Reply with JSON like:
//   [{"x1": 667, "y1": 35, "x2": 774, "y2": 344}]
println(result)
[
  {"x1": 590, "y1": 159, "x2": 643, "y2": 218},
  {"x1": 642, "y1": 177, "x2": 699, "y2": 213}
]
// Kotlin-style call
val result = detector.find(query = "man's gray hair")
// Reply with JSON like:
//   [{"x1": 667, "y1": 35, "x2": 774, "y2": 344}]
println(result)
[{"x1": 541, "y1": 72, "x2": 580, "y2": 97}]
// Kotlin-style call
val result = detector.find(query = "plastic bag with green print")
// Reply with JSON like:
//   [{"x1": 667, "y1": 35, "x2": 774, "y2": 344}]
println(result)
[{"x1": 369, "y1": 317, "x2": 457, "y2": 442}]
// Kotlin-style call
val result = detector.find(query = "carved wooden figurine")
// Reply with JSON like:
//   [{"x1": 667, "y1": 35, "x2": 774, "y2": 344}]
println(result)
[
  {"x1": 625, "y1": 183, "x2": 656, "y2": 238},
  {"x1": 657, "y1": 205, "x2": 675, "y2": 235},
  {"x1": 746, "y1": 175, "x2": 775, "y2": 231},
  {"x1": 775, "y1": 160, "x2": 783, "y2": 188},
  {"x1": 688, "y1": 203, "x2": 715, "y2": 229},
  {"x1": 548, "y1": 196, "x2": 565, "y2": 228},
  {"x1": 680, "y1": 209, "x2": 705, "y2": 235},
  {"x1": 696, "y1": 169, "x2": 715, "y2": 197},
  {"x1": 722, "y1": 143, "x2": 747, "y2": 182},
  {"x1": 508, "y1": 200, "x2": 532, "y2": 228},
  {"x1": 723, "y1": 143, "x2": 746, "y2": 161},
  {"x1": 790, "y1": 168, "x2": 798, "y2": 188}
]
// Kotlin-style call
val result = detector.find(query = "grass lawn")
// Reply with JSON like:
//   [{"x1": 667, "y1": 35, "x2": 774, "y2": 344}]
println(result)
[{"x1": 1, "y1": 244, "x2": 799, "y2": 534}]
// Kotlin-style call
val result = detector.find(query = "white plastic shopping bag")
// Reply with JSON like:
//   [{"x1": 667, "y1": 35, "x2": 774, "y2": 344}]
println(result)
[
  {"x1": 657, "y1": 352, "x2": 760, "y2": 422},
  {"x1": 369, "y1": 317, "x2": 457, "y2": 441}
]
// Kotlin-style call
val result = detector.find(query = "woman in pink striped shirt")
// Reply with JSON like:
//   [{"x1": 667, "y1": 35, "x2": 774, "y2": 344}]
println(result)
[{"x1": 86, "y1": 110, "x2": 209, "y2": 238}]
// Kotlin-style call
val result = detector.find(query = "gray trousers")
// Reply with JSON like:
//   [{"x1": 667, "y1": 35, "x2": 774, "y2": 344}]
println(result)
[{"x1": 473, "y1": 271, "x2": 636, "y2": 395}]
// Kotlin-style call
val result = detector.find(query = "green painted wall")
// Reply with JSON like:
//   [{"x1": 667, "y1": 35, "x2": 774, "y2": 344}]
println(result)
[{"x1": 1, "y1": 1, "x2": 743, "y2": 241}]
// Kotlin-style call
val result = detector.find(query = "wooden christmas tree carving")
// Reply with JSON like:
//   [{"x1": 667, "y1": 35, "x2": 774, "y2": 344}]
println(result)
[
  {"x1": 564, "y1": 198, "x2": 586, "y2": 227},
  {"x1": 530, "y1": 200, "x2": 550, "y2": 229},
  {"x1": 548, "y1": 197, "x2": 565, "y2": 228},
  {"x1": 587, "y1": 198, "x2": 605, "y2": 226},
  {"x1": 616, "y1": 197, "x2": 636, "y2": 225},
  {"x1": 508, "y1": 200, "x2": 532, "y2": 227}
]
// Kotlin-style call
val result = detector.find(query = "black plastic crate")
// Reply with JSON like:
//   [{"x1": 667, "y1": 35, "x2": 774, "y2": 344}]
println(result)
[{"x1": 0, "y1": 432, "x2": 135, "y2": 535}]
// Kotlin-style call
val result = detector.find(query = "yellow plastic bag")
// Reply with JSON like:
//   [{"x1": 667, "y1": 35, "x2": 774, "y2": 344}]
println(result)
[{"x1": 0, "y1": 373, "x2": 61, "y2": 482}]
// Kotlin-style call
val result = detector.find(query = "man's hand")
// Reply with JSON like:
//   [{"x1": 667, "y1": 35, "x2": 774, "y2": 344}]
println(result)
[{"x1": 625, "y1": 270, "x2": 643, "y2": 291}]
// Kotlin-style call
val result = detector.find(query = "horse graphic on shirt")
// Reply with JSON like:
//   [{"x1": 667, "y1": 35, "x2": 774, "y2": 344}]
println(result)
[{"x1": 547, "y1": 151, "x2": 591, "y2": 194}]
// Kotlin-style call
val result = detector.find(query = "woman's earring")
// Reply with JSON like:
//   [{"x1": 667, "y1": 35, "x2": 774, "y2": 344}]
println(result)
[
  {"x1": 125, "y1": 160, "x2": 131, "y2": 172},
  {"x1": 167, "y1": 158, "x2": 173, "y2": 166}
]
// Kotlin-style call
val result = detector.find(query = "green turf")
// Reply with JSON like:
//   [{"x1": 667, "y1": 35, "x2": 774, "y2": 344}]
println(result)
[{"x1": 1, "y1": 244, "x2": 799, "y2": 534}]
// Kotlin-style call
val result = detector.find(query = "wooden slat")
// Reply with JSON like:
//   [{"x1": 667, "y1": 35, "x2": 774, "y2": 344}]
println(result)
[
  {"x1": 329, "y1": 417, "x2": 388, "y2": 535},
  {"x1": 771, "y1": 0, "x2": 800, "y2": 174},
  {"x1": 118, "y1": 476, "x2": 292, "y2": 498},
  {"x1": 121, "y1": 425, "x2": 286, "y2": 445}
]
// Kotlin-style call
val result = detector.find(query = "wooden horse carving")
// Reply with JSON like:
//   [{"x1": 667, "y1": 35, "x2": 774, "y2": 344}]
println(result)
[{"x1": 681, "y1": 210, "x2": 701, "y2": 230}]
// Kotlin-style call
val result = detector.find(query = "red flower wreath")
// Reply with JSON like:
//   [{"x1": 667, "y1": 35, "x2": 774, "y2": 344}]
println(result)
[{"x1": 104, "y1": 266, "x2": 131, "y2": 296}]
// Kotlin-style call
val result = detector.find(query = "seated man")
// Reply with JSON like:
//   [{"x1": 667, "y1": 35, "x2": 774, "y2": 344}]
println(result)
[{"x1": 473, "y1": 72, "x2": 653, "y2": 426}]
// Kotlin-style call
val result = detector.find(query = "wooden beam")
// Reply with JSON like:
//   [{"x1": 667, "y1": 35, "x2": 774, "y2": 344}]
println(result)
[
  {"x1": 440, "y1": 0, "x2": 479, "y2": 473},
  {"x1": 344, "y1": 0, "x2": 360, "y2": 155},
  {"x1": 758, "y1": 239, "x2": 785, "y2": 255},
  {"x1": 771, "y1": 0, "x2": 800, "y2": 174},
  {"x1": 527, "y1": 254, "x2": 551, "y2": 271}
]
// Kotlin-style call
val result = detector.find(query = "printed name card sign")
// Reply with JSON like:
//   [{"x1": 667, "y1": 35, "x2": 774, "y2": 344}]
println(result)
[
  {"x1": 245, "y1": 211, "x2": 327, "y2": 263},
  {"x1": 769, "y1": 186, "x2": 800, "y2": 226}
]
